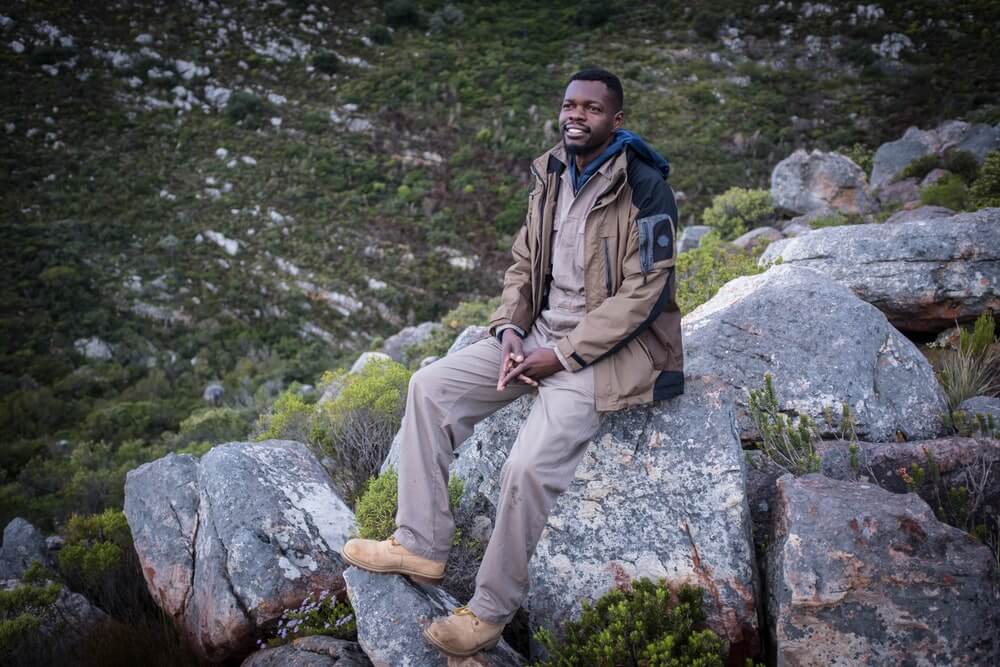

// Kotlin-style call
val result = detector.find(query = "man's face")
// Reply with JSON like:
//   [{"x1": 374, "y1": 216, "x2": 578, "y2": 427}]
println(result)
[{"x1": 559, "y1": 79, "x2": 623, "y2": 157}]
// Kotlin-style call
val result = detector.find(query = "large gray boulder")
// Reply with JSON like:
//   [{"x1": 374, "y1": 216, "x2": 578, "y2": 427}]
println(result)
[
  {"x1": 870, "y1": 126, "x2": 936, "y2": 190},
  {"x1": 684, "y1": 264, "x2": 946, "y2": 441},
  {"x1": 758, "y1": 209, "x2": 1000, "y2": 332},
  {"x1": 883, "y1": 204, "x2": 953, "y2": 224},
  {"x1": 767, "y1": 474, "x2": 1000, "y2": 665},
  {"x1": 241, "y1": 636, "x2": 372, "y2": 667},
  {"x1": 957, "y1": 396, "x2": 1000, "y2": 423},
  {"x1": 343, "y1": 567, "x2": 525, "y2": 666},
  {"x1": 0, "y1": 518, "x2": 51, "y2": 579},
  {"x1": 770, "y1": 149, "x2": 875, "y2": 216},
  {"x1": 381, "y1": 321, "x2": 443, "y2": 363},
  {"x1": 124, "y1": 441, "x2": 356, "y2": 662},
  {"x1": 678, "y1": 224, "x2": 712, "y2": 253},
  {"x1": 526, "y1": 377, "x2": 761, "y2": 660}
]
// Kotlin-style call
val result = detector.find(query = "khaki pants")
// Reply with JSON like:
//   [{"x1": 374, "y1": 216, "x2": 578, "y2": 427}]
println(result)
[{"x1": 392, "y1": 329, "x2": 601, "y2": 625}]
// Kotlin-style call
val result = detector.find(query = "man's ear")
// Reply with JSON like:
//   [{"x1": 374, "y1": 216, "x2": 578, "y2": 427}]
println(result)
[{"x1": 613, "y1": 110, "x2": 624, "y2": 130}]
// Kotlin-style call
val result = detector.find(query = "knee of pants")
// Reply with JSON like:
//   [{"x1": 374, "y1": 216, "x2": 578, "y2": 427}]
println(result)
[{"x1": 501, "y1": 452, "x2": 539, "y2": 488}]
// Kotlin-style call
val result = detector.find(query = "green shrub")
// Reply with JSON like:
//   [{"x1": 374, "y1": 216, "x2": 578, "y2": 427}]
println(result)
[
  {"x1": 255, "y1": 390, "x2": 313, "y2": 442},
  {"x1": 267, "y1": 590, "x2": 356, "y2": 648},
  {"x1": 701, "y1": 187, "x2": 774, "y2": 240},
  {"x1": 311, "y1": 359, "x2": 412, "y2": 501},
  {"x1": 312, "y1": 50, "x2": 340, "y2": 75},
  {"x1": 937, "y1": 311, "x2": 999, "y2": 410},
  {"x1": 970, "y1": 150, "x2": 1000, "y2": 208},
  {"x1": 175, "y1": 407, "x2": 249, "y2": 447},
  {"x1": 354, "y1": 468, "x2": 463, "y2": 540},
  {"x1": 226, "y1": 91, "x2": 270, "y2": 127},
  {"x1": 900, "y1": 153, "x2": 941, "y2": 181},
  {"x1": 367, "y1": 25, "x2": 393, "y2": 45},
  {"x1": 533, "y1": 578, "x2": 725, "y2": 667},
  {"x1": 0, "y1": 581, "x2": 62, "y2": 662},
  {"x1": 675, "y1": 233, "x2": 763, "y2": 315},
  {"x1": 838, "y1": 143, "x2": 874, "y2": 175},
  {"x1": 576, "y1": 0, "x2": 615, "y2": 28},
  {"x1": 920, "y1": 173, "x2": 969, "y2": 210},
  {"x1": 747, "y1": 374, "x2": 821, "y2": 475},
  {"x1": 942, "y1": 150, "x2": 980, "y2": 184},
  {"x1": 808, "y1": 213, "x2": 850, "y2": 228},
  {"x1": 385, "y1": 0, "x2": 422, "y2": 28}
]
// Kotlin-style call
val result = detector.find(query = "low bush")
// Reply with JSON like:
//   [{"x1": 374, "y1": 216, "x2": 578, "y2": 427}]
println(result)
[
  {"x1": 385, "y1": 0, "x2": 422, "y2": 28},
  {"x1": 701, "y1": 188, "x2": 774, "y2": 240},
  {"x1": 920, "y1": 173, "x2": 969, "y2": 210},
  {"x1": 265, "y1": 590, "x2": 356, "y2": 648},
  {"x1": 175, "y1": 407, "x2": 249, "y2": 448},
  {"x1": 312, "y1": 50, "x2": 339, "y2": 75},
  {"x1": 533, "y1": 578, "x2": 728, "y2": 667},
  {"x1": 900, "y1": 153, "x2": 941, "y2": 181},
  {"x1": 937, "y1": 311, "x2": 999, "y2": 411},
  {"x1": 402, "y1": 297, "x2": 500, "y2": 365},
  {"x1": 225, "y1": 91, "x2": 270, "y2": 128},
  {"x1": 969, "y1": 150, "x2": 1000, "y2": 209},
  {"x1": 838, "y1": 143, "x2": 874, "y2": 174},
  {"x1": 0, "y1": 581, "x2": 63, "y2": 664},
  {"x1": 747, "y1": 374, "x2": 821, "y2": 475},
  {"x1": 254, "y1": 390, "x2": 313, "y2": 443},
  {"x1": 354, "y1": 468, "x2": 463, "y2": 541},
  {"x1": 675, "y1": 233, "x2": 763, "y2": 315}
]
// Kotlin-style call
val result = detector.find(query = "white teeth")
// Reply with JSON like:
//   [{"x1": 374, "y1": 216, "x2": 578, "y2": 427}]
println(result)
[{"x1": 565, "y1": 128, "x2": 585, "y2": 137}]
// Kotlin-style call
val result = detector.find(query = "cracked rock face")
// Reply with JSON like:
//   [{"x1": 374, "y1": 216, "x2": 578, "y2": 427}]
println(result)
[
  {"x1": 758, "y1": 210, "x2": 1000, "y2": 333},
  {"x1": 124, "y1": 441, "x2": 356, "y2": 662},
  {"x1": 343, "y1": 567, "x2": 525, "y2": 666},
  {"x1": 526, "y1": 377, "x2": 760, "y2": 662},
  {"x1": 770, "y1": 148, "x2": 875, "y2": 216},
  {"x1": 684, "y1": 264, "x2": 946, "y2": 441},
  {"x1": 241, "y1": 636, "x2": 372, "y2": 666},
  {"x1": 767, "y1": 474, "x2": 1000, "y2": 666}
]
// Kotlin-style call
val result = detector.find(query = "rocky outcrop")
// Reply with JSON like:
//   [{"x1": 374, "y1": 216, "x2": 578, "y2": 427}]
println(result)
[
  {"x1": 448, "y1": 325, "x2": 489, "y2": 355},
  {"x1": 767, "y1": 474, "x2": 1000, "y2": 665},
  {"x1": 871, "y1": 120, "x2": 1000, "y2": 190},
  {"x1": 526, "y1": 377, "x2": 761, "y2": 661},
  {"x1": 758, "y1": 209, "x2": 1000, "y2": 332},
  {"x1": 678, "y1": 224, "x2": 711, "y2": 253},
  {"x1": 0, "y1": 518, "x2": 51, "y2": 579},
  {"x1": 731, "y1": 226, "x2": 783, "y2": 250},
  {"x1": 241, "y1": 636, "x2": 372, "y2": 667},
  {"x1": 343, "y1": 567, "x2": 525, "y2": 666},
  {"x1": 380, "y1": 322, "x2": 442, "y2": 363},
  {"x1": 957, "y1": 396, "x2": 1000, "y2": 422},
  {"x1": 883, "y1": 204, "x2": 953, "y2": 224},
  {"x1": 770, "y1": 149, "x2": 875, "y2": 216},
  {"x1": 684, "y1": 264, "x2": 946, "y2": 440},
  {"x1": 124, "y1": 441, "x2": 356, "y2": 662}
]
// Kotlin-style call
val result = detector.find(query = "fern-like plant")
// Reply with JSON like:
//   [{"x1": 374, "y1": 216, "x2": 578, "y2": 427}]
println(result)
[{"x1": 747, "y1": 374, "x2": 821, "y2": 475}]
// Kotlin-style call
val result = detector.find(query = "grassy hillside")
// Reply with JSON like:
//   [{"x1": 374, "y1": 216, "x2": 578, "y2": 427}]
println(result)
[{"x1": 2, "y1": 0, "x2": 999, "y2": 529}]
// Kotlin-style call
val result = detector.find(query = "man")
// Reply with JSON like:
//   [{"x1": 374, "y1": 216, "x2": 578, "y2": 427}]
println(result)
[{"x1": 341, "y1": 68, "x2": 683, "y2": 657}]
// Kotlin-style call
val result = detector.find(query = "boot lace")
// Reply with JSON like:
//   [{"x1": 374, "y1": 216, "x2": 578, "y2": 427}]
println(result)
[{"x1": 453, "y1": 606, "x2": 480, "y2": 624}]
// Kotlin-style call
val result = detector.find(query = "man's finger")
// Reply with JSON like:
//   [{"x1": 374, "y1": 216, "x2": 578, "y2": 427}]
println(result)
[
  {"x1": 517, "y1": 374, "x2": 538, "y2": 386},
  {"x1": 501, "y1": 361, "x2": 530, "y2": 387}
]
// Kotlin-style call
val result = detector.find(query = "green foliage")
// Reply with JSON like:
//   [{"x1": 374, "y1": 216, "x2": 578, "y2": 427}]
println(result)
[
  {"x1": 937, "y1": 312, "x2": 999, "y2": 410},
  {"x1": 701, "y1": 188, "x2": 774, "y2": 240},
  {"x1": 266, "y1": 590, "x2": 356, "y2": 647},
  {"x1": 354, "y1": 468, "x2": 463, "y2": 541},
  {"x1": 58, "y1": 509, "x2": 133, "y2": 592},
  {"x1": 942, "y1": 150, "x2": 980, "y2": 184},
  {"x1": 942, "y1": 410, "x2": 999, "y2": 438},
  {"x1": 970, "y1": 150, "x2": 1000, "y2": 208},
  {"x1": 226, "y1": 91, "x2": 270, "y2": 127},
  {"x1": 575, "y1": 0, "x2": 616, "y2": 28},
  {"x1": 748, "y1": 374, "x2": 821, "y2": 475},
  {"x1": 920, "y1": 173, "x2": 969, "y2": 210},
  {"x1": 900, "y1": 153, "x2": 941, "y2": 181},
  {"x1": 385, "y1": 0, "x2": 422, "y2": 28},
  {"x1": 838, "y1": 143, "x2": 874, "y2": 175},
  {"x1": 808, "y1": 213, "x2": 850, "y2": 228},
  {"x1": 312, "y1": 50, "x2": 340, "y2": 75},
  {"x1": 319, "y1": 359, "x2": 411, "y2": 421},
  {"x1": 675, "y1": 233, "x2": 763, "y2": 315},
  {"x1": 176, "y1": 407, "x2": 249, "y2": 447},
  {"x1": 0, "y1": 581, "x2": 62, "y2": 661},
  {"x1": 367, "y1": 24, "x2": 393, "y2": 45},
  {"x1": 255, "y1": 390, "x2": 313, "y2": 442},
  {"x1": 533, "y1": 578, "x2": 725, "y2": 667}
]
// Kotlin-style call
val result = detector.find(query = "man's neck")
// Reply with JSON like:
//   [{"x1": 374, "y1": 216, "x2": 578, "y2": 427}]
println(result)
[{"x1": 573, "y1": 135, "x2": 615, "y2": 172}]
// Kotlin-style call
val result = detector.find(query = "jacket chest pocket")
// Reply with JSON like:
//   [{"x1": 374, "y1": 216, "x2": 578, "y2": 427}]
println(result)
[
  {"x1": 600, "y1": 230, "x2": 618, "y2": 297},
  {"x1": 636, "y1": 213, "x2": 675, "y2": 273}
]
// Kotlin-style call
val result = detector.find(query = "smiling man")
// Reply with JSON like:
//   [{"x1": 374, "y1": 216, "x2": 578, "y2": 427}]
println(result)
[{"x1": 341, "y1": 69, "x2": 683, "y2": 657}]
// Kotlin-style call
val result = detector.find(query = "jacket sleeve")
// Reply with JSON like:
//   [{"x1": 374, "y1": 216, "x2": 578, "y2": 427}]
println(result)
[
  {"x1": 487, "y1": 220, "x2": 535, "y2": 338},
  {"x1": 555, "y1": 173, "x2": 678, "y2": 370}
]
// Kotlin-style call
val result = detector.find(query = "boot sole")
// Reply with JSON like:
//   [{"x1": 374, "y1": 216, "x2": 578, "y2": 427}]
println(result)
[
  {"x1": 422, "y1": 626, "x2": 501, "y2": 657},
  {"x1": 341, "y1": 550, "x2": 445, "y2": 584}
]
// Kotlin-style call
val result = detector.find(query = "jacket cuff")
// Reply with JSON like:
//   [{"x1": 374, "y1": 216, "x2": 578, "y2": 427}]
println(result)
[
  {"x1": 493, "y1": 323, "x2": 526, "y2": 342},
  {"x1": 556, "y1": 337, "x2": 585, "y2": 372},
  {"x1": 552, "y1": 344, "x2": 574, "y2": 372}
]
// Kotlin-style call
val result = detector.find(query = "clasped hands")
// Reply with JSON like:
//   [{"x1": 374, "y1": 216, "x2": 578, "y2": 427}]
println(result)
[{"x1": 497, "y1": 329, "x2": 564, "y2": 391}]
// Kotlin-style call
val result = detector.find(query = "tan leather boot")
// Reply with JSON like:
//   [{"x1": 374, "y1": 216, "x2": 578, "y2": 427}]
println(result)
[
  {"x1": 422, "y1": 605, "x2": 504, "y2": 657},
  {"x1": 340, "y1": 536, "x2": 446, "y2": 584}
]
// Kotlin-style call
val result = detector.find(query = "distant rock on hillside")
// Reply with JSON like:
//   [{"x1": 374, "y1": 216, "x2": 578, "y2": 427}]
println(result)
[
  {"x1": 770, "y1": 149, "x2": 875, "y2": 216},
  {"x1": 871, "y1": 120, "x2": 1000, "y2": 189}
]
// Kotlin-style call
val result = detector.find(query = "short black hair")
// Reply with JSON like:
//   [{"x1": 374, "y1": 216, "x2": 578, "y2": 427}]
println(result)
[{"x1": 567, "y1": 68, "x2": 624, "y2": 112}]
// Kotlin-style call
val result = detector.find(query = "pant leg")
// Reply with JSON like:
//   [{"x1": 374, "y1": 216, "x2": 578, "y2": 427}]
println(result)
[
  {"x1": 393, "y1": 336, "x2": 535, "y2": 562},
  {"x1": 467, "y1": 357, "x2": 601, "y2": 624}
]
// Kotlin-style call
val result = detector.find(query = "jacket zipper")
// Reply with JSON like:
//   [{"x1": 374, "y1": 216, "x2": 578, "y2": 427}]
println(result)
[{"x1": 602, "y1": 237, "x2": 612, "y2": 296}]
